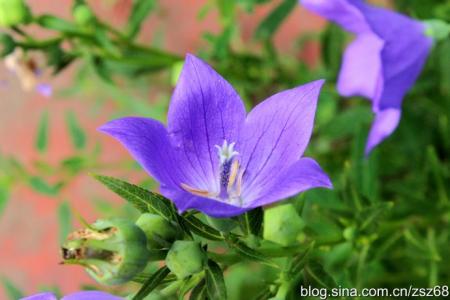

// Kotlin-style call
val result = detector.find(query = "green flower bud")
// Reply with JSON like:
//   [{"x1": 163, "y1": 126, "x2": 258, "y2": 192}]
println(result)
[
  {"x1": 424, "y1": 19, "x2": 450, "y2": 41},
  {"x1": 165, "y1": 241, "x2": 206, "y2": 279},
  {"x1": 0, "y1": 0, "x2": 31, "y2": 27},
  {"x1": 61, "y1": 218, "x2": 150, "y2": 285},
  {"x1": 73, "y1": 4, "x2": 94, "y2": 26},
  {"x1": 0, "y1": 33, "x2": 15, "y2": 57},
  {"x1": 263, "y1": 203, "x2": 305, "y2": 246},
  {"x1": 135, "y1": 213, "x2": 180, "y2": 249}
]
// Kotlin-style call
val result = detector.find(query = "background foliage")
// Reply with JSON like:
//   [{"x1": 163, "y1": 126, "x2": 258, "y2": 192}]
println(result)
[{"x1": 0, "y1": 0, "x2": 449, "y2": 299}]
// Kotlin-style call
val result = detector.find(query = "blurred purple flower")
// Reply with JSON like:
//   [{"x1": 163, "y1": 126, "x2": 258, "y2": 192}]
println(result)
[
  {"x1": 21, "y1": 291, "x2": 123, "y2": 300},
  {"x1": 301, "y1": 0, "x2": 433, "y2": 154},
  {"x1": 100, "y1": 54, "x2": 332, "y2": 217}
]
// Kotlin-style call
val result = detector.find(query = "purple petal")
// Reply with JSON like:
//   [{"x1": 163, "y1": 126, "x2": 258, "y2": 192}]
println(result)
[
  {"x1": 36, "y1": 83, "x2": 53, "y2": 97},
  {"x1": 249, "y1": 157, "x2": 332, "y2": 208},
  {"x1": 301, "y1": 0, "x2": 371, "y2": 34},
  {"x1": 352, "y1": 1, "x2": 433, "y2": 110},
  {"x1": 167, "y1": 54, "x2": 246, "y2": 193},
  {"x1": 238, "y1": 80, "x2": 324, "y2": 203},
  {"x1": 62, "y1": 291, "x2": 123, "y2": 300},
  {"x1": 161, "y1": 187, "x2": 247, "y2": 218},
  {"x1": 365, "y1": 108, "x2": 401, "y2": 155},
  {"x1": 20, "y1": 293, "x2": 57, "y2": 300},
  {"x1": 337, "y1": 33, "x2": 383, "y2": 99},
  {"x1": 98, "y1": 117, "x2": 188, "y2": 189}
]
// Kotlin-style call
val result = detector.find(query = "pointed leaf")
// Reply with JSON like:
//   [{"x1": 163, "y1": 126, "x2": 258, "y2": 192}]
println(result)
[
  {"x1": 1, "y1": 278, "x2": 24, "y2": 300},
  {"x1": 238, "y1": 207, "x2": 263, "y2": 236},
  {"x1": 65, "y1": 111, "x2": 86, "y2": 150},
  {"x1": 254, "y1": 0, "x2": 297, "y2": 40},
  {"x1": 58, "y1": 200, "x2": 72, "y2": 243},
  {"x1": 0, "y1": 184, "x2": 9, "y2": 219},
  {"x1": 35, "y1": 111, "x2": 49, "y2": 153},
  {"x1": 226, "y1": 236, "x2": 277, "y2": 268},
  {"x1": 127, "y1": 0, "x2": 156, "y2": 38},
  {"x1": 132, "y1": 266, "x2": 170, "y2": 300},
  {"x1": 93, "y1": 174, "x2": 175, "y2": 219},
  {"x1": 28, "y1": 176, "x2": 62, "y2": 196},
  {"x1": 303, "y1": 260, "x2": 336, "y2": 289},
  {"x1": 288, "y1": 242, "x2": 314, "y2": 275},
  {"x1": 184, "y1": 215, "x2": 224, "y2": 241},
  {"x1": 189, "y1": 279, "x2": 206, "y2": 300},
  {"x1": 205, "y1": 260, "x2": 227, "y2": 300}
]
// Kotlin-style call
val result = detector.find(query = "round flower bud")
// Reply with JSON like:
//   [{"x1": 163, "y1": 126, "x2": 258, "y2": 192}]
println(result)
[
  {"x1": 135, "y1": 213, "x2": 180, "y2": 249},
  {"x1": 165, "y1": 241, "x2": 206, "y2": 279},
  {"x1": 0, "y1": 0, "x2": 31, "y2": 27},
  {"x1": 73, "y1": 4, "x2": 94, "y2": 26},
  {"x1": 263, "y1": 204, "x2": 305, "y2": 246},
  {"x1": 61, "y1": 218, "x2": 150, "y2": 285}
]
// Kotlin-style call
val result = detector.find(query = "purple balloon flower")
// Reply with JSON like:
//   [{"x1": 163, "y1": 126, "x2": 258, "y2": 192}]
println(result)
[
  {"x1": 21, "y1": 291, "x2": 123, "y2": 300},
  {"x1": 100, "y1": 54, "x2": 332, "y2": 217},
  {"x1": 301, "y1": 0, "x2": 433, "y2": 154}
]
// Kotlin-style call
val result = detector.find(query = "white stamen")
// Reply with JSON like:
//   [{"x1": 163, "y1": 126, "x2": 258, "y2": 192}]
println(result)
[{"x1": 215, "y1": 140, "x2": 239, "y2": 164}]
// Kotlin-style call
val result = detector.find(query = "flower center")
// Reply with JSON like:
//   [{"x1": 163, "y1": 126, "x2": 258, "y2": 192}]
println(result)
[{"x1": 180, "y1": 140, "x2": 243, "y2": 206}]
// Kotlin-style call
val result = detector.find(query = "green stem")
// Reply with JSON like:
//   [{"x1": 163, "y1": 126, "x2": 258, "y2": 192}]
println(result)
[{"x1": 160, "y1": 280, "x2": 184, "y2": 297}]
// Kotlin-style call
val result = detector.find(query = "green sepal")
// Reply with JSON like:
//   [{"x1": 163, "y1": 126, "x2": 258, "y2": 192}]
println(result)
[{"x1": 165, "y1": 241, "x2": 206, "y2": 279}]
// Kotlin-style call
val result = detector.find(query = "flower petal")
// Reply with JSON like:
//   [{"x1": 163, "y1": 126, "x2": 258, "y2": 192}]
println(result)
[
  {"x1": 62, "y1": 291, "x2": 123, "y2": 300},
  {"x1": 98, "y1": 117, "x2": 187, "y2": 189},
  {"x1": 365, "y1": 108, "x2": 401, "y2": 155},
  {"x1": 250, "y1": 157, "x2": 332, "y2": 208},
  {"x1": 301, "y1": 0, "x2": 371, "y2": 34},
  {"x1": 356, "y1": 4, "x2": 432, "y2": 110},
  {"x1": 167, "y1": 54, "x2": 246, "y2": 193},
  {"x1": 337, "y1": 33, "x2": 383, "y2": 99},
  {"x1": 20, "y1": 293, "x2": 57, "y2": 300},
  {"x1": 161, "y1": 187, "x2": 247, "y2": 218},
  {"x1": 239, "y1": 80, "x2": 324, "y2": 203}
]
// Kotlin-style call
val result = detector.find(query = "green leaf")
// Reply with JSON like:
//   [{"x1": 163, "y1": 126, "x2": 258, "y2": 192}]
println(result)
[
  {"x1": 288, "y1": 242, "x2": 314, "y2": 275},
  {"x1": 321, "y1": 23, "x2": 346, "y2": 77},
  {"x1": 1, "y1": 278, "x2": 24, "y2": 300},
  {"x1": 205, "y1": 260, "x2": 227, "y2": 300},
  {"x1": 132, "y1": 266, "x2": 170, "y2": 300},
  {"x1": 35, "y1": 110, "x2": 49, "y2": 153},
  {"x1": 127, "y1": 0, "x2": 156, "y2": 38},
  {"x1": 58, "y1": 200, "x2": 72, "y2": 243},
  {"x1": 0, "y1": 33, "x2": 16, "y2": 57},
  {"x1": 46, "y1": 44, "x2": 75, "y2": 75},
  {"x1": 178, "y1": 273, "x2": 204, "y2": 300},
  {"x1": 94, "y1": 28, "x2": 121, "y2": 58},
  {"x1": 61, "y1": 156, "x2": 86, "y2": 175},
  {"x1": 254, "y1": 0, "x2": 297, "y2": 40},
  {"x1": 226, "y1": 236, "x2": 277, "y2": 267},
  {"x1": 189, "y1": 279, "x2": 206, "y2": 300},
  {"x1": 303, "y1": 260, "x2": 337, "y2": 289},
  {"x1": 65, "y1": 111, "x2": 86, "y2": 150},
  {"x1": 91, "y1": 56, "x2": 114, "y2": 84},
  {"x1": 0, "y1": 184, "x2": 9, "y2": 219},
  {"x1": 238, "y1": 207, "x2": 263, "y2": 236},
  {"x1": 28, "y1": 176, "x2": 62, "y2": 196},
  {"x1": 93, "y1": 174, "x2": 175, "y2": 219},
  {"x1": 36, "y1": 15, "x2": 80, "y2": 34},
  {"x1": 184, "y1": 215, "x2": 224, "y2": 241}
]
